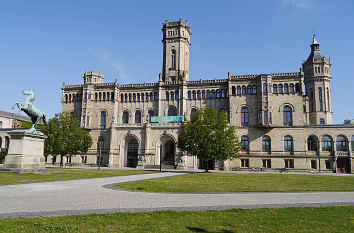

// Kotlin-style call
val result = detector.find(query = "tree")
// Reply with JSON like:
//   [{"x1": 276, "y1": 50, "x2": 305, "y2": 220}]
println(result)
[
  {"x1": 43, "y1": 112, "x2": 92, "y2": 166},
  {"x1": 178, "y1": 107, "x2": 241, "y2": 172}
]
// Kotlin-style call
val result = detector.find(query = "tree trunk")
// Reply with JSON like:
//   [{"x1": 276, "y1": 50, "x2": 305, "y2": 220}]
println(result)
[
  {"x1": 205, "y1": 160, "x2": 209, "y2": 173},
  {"x1": 60, "y1": 155, "x2": 64, "y2": 167}
]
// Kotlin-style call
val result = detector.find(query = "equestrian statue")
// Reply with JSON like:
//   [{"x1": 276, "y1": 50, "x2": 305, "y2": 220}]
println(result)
[{"x1": 12, "y1": 89, "x2": 47, "y2": 134}]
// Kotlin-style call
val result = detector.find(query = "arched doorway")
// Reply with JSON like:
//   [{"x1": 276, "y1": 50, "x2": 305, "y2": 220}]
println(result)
[
  {"x1": 160, "y1": 136, "x2": 175, "y2": 166},
  {"x1": 125, "y1": 138, "x2": 138, "y2": 167}
]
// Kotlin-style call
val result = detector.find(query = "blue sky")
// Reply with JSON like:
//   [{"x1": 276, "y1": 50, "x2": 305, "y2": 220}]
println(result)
[{"x1": 0, "y1": 0, "x2": 353, "y2": 123}]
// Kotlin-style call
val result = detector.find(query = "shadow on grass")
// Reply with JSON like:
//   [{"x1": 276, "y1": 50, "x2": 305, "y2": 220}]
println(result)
[{"x1": 187, "y1": 227, "x2": 235, "y2": 233}]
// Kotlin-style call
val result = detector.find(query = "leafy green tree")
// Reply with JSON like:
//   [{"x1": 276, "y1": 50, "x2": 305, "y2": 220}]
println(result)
[
  {"x1": 178, "y1": 107, "x2": 241, "y2": 172},
  {"x1": 43, "y1": 112, "x2": 92, "y2": 166}
]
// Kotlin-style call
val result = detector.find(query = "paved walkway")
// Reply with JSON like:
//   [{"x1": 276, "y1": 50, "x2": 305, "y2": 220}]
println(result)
[{"x1": 0, "y1": 172, "x2": 353, "y2": 219}]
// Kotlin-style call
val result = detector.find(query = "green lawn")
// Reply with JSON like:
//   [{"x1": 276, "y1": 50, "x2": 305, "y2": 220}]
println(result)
[
  {"x1": 0, "y1": 169, "x2": 156, "y2": 184},
  {"x1": 0, "y1": 206, "x2": 353, "y2": 232},
  {"x1": 117, "y1": 173, "x2": 354, "y2": 192}
]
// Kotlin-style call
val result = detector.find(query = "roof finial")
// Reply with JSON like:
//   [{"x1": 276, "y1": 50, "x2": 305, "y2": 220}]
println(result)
[{"x1": 312, "y1": 29, "x2": 318, "y2": 45}]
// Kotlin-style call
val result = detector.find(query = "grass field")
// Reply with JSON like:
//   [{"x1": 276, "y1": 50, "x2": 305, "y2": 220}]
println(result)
[
  {"x1": 0, "y1": 169, "x2": 155, "y2": 184},
  {"x1": 117, "y1": 172, "x2": 354, "y2": 192},
  {"x1": 0, "y1": 206, "x2": 353, "y2": 232}
]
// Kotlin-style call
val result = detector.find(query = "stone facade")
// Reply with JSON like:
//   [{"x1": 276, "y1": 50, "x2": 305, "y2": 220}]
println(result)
[{"x1": 60, "y1": 20, "x2": 354, "y2": 173}]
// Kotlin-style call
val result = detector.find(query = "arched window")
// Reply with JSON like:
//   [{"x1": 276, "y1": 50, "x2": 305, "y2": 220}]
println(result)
[
  {"x1": 123, "y1": 111, "x2": 129, "y2": 124},
  {"x1": 65, "y1": 94, "x2": 68, "y2": 103},
  {"x1": 320, "y1": 118, "x2": 325, "y2": 125},
  {"x1": 148, "y1": 110, "x2": 154, "y2": 122},
  {"x1": 166, "y1": 91, "x2": 169, "y2": 100},
  {"x1": 216, "y1": 89, "x2": 220, "y2": 98},
  {"x1": 129, "y1": 93, "x2": 132, "y2": 102},
  {"x1": 336, "y1": 135, "x2": 347, "y2": 151},
  {"x1": 284, "y1": 84, "x2": 289, "y2": 93},
  {"x1": 188, "y1": 91, "x2": 191, "y2": 99},
  {"x1": 207, "y1": 90, "x2": 211, "y2": 98},
  {"x1": 150, "y1": 92, "x2": 153, "y2": 101},
  {"x1": 221, "y1": 89, "x2": 225, "y2": 98},
  {"x1": 197, "y1": 90, "x2": 201, "y2": 99},
  {"x1": 120, "y1": 94, "x2": 124, "y2": 102},
  {"x1": 135, "y1": 111, "x2": 141, "y2": 124},
  {"x1": 242, "y1": 86, "x2": 246, "y2": 95},
  {"x1": 100, "y1": 111, "x2": 106, "y2": 128},
  {"x1": 168, "y1": 106, "x2": 177, "y2": 116},
  {"x1": 252, "y1": 85, "x2": 257, "y2": 94},
  {"x1": 191, "y1": 108, "x2": 197, "y2": 116},
  {"x1": 241, "y1": 107, "x2": 249, "y2": 124},
  {"x1": 202, "y1": 90, "x2": 205, "y2": 99},
  {"x1": 145, "y1": 92, "x2": 149, "y2": 101},
  {"x1": 125, "y1": 94, "x2": 128, "y2": 102},
  {"x1": 279, "y1": 84, "x2": 283, "y2": 93},
  {"x1": 283, "y1": 106, "x2": 292, "y2": 125},
  {"x1": 141, "y1": 93, "x2": 145, "y2": 101},
  {"x1": 284, "y1": 136, "x2": 293, "y2": 152},
  {"x1": 263, "y1": 83, "x2": 267, "y2": 92},
  {"x1": 175, "y1": 90, "x2": 179, "y2": 99},
  {"x1": 237, "y1": 86, "x2": 241, "y2": 95},
  {"x1": 247, "y1": 85, "x2": 251, "y2": 94},
  {"x1": 193, "y1": 90, "x2": 196, "y2": 99},
  {"x1": 273, "y1": 84, "x2": 277, "y2": 93},
  {"x1": 73, "y1": 95, "x2": 76, "y2": 102},
  {"x1": 262, "y1": 136, "x2": 271, "y2": 152},
  {"x1": 289, "y1": 84, "x2": 294, "y2": 93},
  {"x1": 295, "y1": 83, "x2": 300, "y2": 92},
  {"x1": 226, "y1": 89, "x2": 229, "y2": 97},
  {"x1": 106, "y1": 92, "x2": 110, "y2": 101},
  {"x1": 232, "y1": 86, "x2": 236, "y2": 95},
  {"x1": 322, "y1": 135, "x2": 332, "y2": 151},
  {"x1": 171, "y1": 91, "x2": 174, "y2": 100},
  {"x1": 103, "y1": 92, "x2": 106, "y2": 101},
  {"x1": 137, "y1": 93, "x2": 140, "y2": 101},
  {"x1": 212, "y1": 90, "x2": 215, "y2": 98},
  {"x1": 154, "y1": 92, "x2": 158, "y2": 100},
  {"x1": 307, "y1": 135, "x2": 318, "y2": 151},
  {"x1": 99, "y1": 92, "x2": 102, "y2": 101},
  {"x1": 133, "y1": 93, "x2": 136, "y2": 102},
  {"x1": 171, "y1": 49, "x2": 176, "y2": 69},
  {"x1": 351, "y1": 136, "x2": 354, "y2": 151},
  {"x1": 241, "y1": 136, "x2": 249, "y2": 151},
  {"x1": 111, "y1": 92, "x2": 114, "y2": 100},
  {"x1": 95, "y1": 93, "x2": 98, "y2": 101}
]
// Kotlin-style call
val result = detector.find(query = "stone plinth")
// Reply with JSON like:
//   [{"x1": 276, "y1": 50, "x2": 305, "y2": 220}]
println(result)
[{"x1": 3, "y1": 131, "x2": 46, "y2": 171}]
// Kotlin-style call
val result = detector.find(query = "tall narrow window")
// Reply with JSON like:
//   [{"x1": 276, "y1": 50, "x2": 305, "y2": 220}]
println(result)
[
  {"x1": 241, "y1": 136, "x2": 249, "y2": 151},
  {"x1": 273, "y1": 84, "x2": 277, "y2": 93},
  {"x1": 166, "y1": 91, "x2": 169, "y2": 100},
  {"x1": 289, "y1": 84, "x2": 294, "y2": 93},
  {"x1": 141, "y1": 93, "x2": 145, "y2": 101},
  {"x1": 252, "y1": 85, "x2": 257, "y2": 94},
  {"x1": 284, "y1": 136, "x2": 293, "y2": 152},
  {"x1": 100, "y1": 111, "x2": 106, "y2": 128},
  {"x1": 133, "y1": 93, "x2": 136, "y2": 102},
  {"x1": 137, "y1": 93, "x2": 140, "y2": 101},
  {"x1": 241, "y1": 107, "x2": 249, "y2": 124},
  {"x1": 221, "y1": 89, "x2": 224, "y2": 98},
  {"x1": 283, "y1": 106, "x2": 292, "y2": 125},
  {"x1": 264, "y1": 111, "x2": 268, "y2": 124},
  {"x1": 86, "y1": 116, "x2": 90, "y2": 127},
  {"x1": 171, "y1": 49, "x2": 176, "y2": 69},
  {"x1": 212, "y1": 90, "x2": 215, "y2": 98},
  {"x1": 123, "y1": 111, "x2": 129, "y2": 124},
  {"x1": 284, "y1": 84, "x2": 288, "y2": 93},
  {"x1": 336, "y1": 135, "x2": 347, "y2": 151},
  {"x1": 247, "y1": 85, "x2": 251, "y2": 94},
  {"x1": 262, "y1": 136, "x2": 271, "y2": 152},
  {"x1": 216, "y1": 89, "x2": 220, "y2": 98},
  {"x1": 135, "y1": 111, "x2": 141, "y2": 124},
  {"x1": 237, "y1": 86, "x2": 241, "y2": 95},
  {"x1": 307, "y1": 136, "x2": 318, "y2": 151},
  {"x1": 175, "y1": 90, "x2": 179, "y2": 99},
  {"x1": 106, "y1": 92, "x2": 109, "y2": 101},
  {"x1": 232, "y1": 86, "x2": 236, "y2": 95},
  {"x1": 278, "y1": 84, "x2": 283, "y2": 93},
  {"x1": 322, "y1": 135, "x2": 332, "y2": 151},
  {"x1": 202, "y1": 90, "x2": 205, "y2": 99},
  {"x1": 263, "y1": 83, "x2": 267, "y2": 92},
  {"x1": 154, "y1": 92, "x2": 158, "y2": 100},
  {"x1": 242, "y1": 86, "x2": 246, "y2": 95},
  {"x1": 171, "y1": 91, "x2": 174, "y2": 100},
  {"x1": 197, "y1": 90, "x2": 201, "y2": 99},
  {"x1": 129, "y1": 93, "x2": 132, "y2": 102},
  {"x1": 207, "y1": 90, "x2": 211, "y2": 98},
  {"x1": 148, "y1": 110, "x2": 154, "y2": 122},
  {"x1": 188, "y1": 91, "x2": 191, "y2": 99},
  {"x1": 193, "y1": 91, "x2": 196, "y2": 99}
]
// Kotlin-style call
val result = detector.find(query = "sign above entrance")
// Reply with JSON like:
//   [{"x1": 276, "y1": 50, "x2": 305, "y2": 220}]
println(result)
[{"x1": 151, "y1": 116, "x2": 184, "y2": 123}]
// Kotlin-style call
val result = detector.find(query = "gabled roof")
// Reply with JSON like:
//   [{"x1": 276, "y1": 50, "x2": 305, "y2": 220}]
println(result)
[{"x1": 0, "y1": 110, "x2": 31, "y2": 122}]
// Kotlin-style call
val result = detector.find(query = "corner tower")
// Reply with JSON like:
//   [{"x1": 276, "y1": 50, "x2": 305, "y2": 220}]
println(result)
[
  {"x1": 302, "y1": 34, "x2": 333, "y2": 124},
  {"x1": 161, "y1": 19, "x2": 191, "y2": 82}
]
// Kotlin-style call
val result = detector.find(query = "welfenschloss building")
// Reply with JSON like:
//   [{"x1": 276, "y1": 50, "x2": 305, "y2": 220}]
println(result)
[{"x1": 60, "y1": 20, "x2": 354, "y2": 173}]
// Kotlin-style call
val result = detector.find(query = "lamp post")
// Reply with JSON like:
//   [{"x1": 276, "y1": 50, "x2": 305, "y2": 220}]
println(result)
[{"x1": 98, "y1": 141, "x2": 103, "y2": 170}]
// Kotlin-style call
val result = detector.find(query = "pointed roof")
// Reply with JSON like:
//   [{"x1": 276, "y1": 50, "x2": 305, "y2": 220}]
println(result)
[
  {"x1": 312, "y1": 33, "x2": 319, "y2": 45},
  {"x1": 306, "y1": 33, "x2": 324, "y2": 62}
]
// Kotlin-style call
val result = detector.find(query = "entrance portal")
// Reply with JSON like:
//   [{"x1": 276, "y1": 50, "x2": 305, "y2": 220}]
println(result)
[
  {"x1": 160, "y1": 137, "x2": 175, "y2": 166},
  {"x1": 126, "y1": 139, "x2": 138, "y2": 167},
  {"x1": 337, "y1": 158, "x2": 350, "y2": 173}
]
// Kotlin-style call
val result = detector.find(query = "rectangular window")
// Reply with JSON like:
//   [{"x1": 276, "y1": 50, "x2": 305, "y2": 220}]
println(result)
[
  {"x1": 86, "y1": 116, "x2": 90, "y2": 127},
  {"x1": 82, "y1": 116, "x2": 85, "y2": 127},
  {"x1": 284, "y1": 159, "x2": 294, "y2": 168},
  {"x1": 137, "y1": 93, "x2": 140, "y2": 101},
  {"x1": 262, "y1": 159, "x2": 271, "y2": 168},
  {"x1": 264, "y1": 112, "x2": 268, "y2": 124},
  {"x1": 311, "y1": 160, "x2": 317, "y2": 169},
  {"x1": 325, "y1": 160, "x2": 331, "y2": 169},
  {"x1": 262, "y1": 159, "x2": 272, "y2": 168},
  {"x1": 175, "y1": 91, "x2": 179, "y2": 99},
  {"x1": 241, "y1": 159, "x2": 249, "y2": 168}
]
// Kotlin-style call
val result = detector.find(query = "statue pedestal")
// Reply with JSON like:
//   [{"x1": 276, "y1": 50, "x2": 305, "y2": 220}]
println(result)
[{"x1": 3, "y1": 131, "x2": 46, "y2": 171}]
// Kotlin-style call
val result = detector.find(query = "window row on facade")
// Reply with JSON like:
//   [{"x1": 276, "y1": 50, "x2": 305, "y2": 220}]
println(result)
[
  {"x1": 240, "y1": 135, "x2": 354, "y2": 152},
  {"x1": 240, "y1": 158, "x2": 331, "y2": 170},
  {"x1": 64, "y1": 91, "x2": 115, "y2": 103},
  {"x1": 240, "y1": 105, "x2": 293, "y2": 125},
  {"x1": 120, "y1": 92, "x2": 158, "y2": 102},
  {"x1": 187, "y1": 89, "x2": 229, "y2": 100},
  {"x1": 231, "y1": 83, "x2": 300, "y2": 96}
]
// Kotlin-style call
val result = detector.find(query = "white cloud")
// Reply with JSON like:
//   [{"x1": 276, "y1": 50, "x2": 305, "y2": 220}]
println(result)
[{"x1": 89, "y1": 48, "x2": 132, "y2": 84}]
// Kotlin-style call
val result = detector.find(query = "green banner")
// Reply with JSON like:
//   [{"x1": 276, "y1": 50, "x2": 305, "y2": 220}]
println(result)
[{"x1": 150, "y1": 116, "x2": 184, "y2": 123}]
